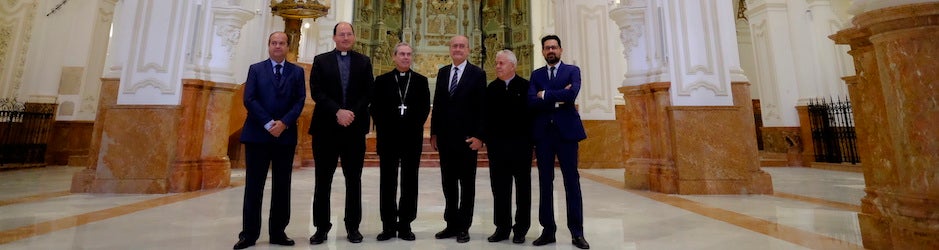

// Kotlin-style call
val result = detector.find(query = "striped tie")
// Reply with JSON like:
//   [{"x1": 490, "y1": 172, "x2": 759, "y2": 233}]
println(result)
[{"x1": 449, "y1": 67, "x2": 459, "y2": 94}]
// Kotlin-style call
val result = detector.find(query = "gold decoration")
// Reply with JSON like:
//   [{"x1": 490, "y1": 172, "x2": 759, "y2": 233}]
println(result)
[
  {"x1": 270, "y1": 0, "x2": 330, "y2": 20},
  {"x1": 270, "y1": 0, "x2": 331, "y2": 62}
]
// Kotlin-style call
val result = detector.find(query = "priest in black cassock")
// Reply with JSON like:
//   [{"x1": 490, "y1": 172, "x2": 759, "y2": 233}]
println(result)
[{"x1": 370, "y1": 42, "x2": 431, "y2": 242}]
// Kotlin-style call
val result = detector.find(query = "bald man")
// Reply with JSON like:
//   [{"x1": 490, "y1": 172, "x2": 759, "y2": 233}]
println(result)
[
  {"x1": 430, "y1": 35, "x2": 487, "y2": 243},
  {"x1": 308, "y1": 22, "x2": 373, "y2": 245}
]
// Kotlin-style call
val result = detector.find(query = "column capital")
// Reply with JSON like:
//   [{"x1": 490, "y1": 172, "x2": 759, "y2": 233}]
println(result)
[
  {"x1": 609, "y1": 2, "x2": 646, "y2": 58},
  {"x1": 212, "y1": 5, "x2": 254, "y2": 60}
]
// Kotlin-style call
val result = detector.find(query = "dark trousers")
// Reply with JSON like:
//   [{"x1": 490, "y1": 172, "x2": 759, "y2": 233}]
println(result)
[
  {"x1": 240, "y1": 143, "x2": 296, "y2": 241},
  {"x1": 312, "y1": 132, "x2": 365, "y2": 232},
  {"x1": 535, "y1": 125, "x2": 584, "y2": 237},
  {"x1": 378, "y1": 143, "x2": 421, "y2": 232},
  {"x1": 487, "y1": 139, "x2": 532, "y2": 236},
  {"x1": 437, "y1": 135, "x2": 478, "y2": 232}
]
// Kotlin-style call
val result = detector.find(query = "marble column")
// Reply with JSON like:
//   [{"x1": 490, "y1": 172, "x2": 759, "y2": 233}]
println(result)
[
  {"x1": 72, "y1": 0, "x2": 253, "y2": 193},
  {"x1": 611, "y1": 0, "x2": 771, "y2": 194},
  {"x1": 830, "y1": 1, "x2": 939, "y2": 249}
]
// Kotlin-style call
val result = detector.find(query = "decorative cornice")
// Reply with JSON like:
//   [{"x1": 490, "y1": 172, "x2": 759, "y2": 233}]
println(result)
[{"x1": 125, "y1": 78, "x2": 175, "y2": 94}]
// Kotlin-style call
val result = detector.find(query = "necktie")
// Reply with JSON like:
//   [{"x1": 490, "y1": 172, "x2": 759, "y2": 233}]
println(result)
[
  {"x1": 449, "y1": 67, "x2": 459, "y2": 94},
  {"x1": 549, "y1": 66, "x2": 556, "y2": 80},
  {"x1": 274, "y1": 64, "x2": 283, "y2": 81}
]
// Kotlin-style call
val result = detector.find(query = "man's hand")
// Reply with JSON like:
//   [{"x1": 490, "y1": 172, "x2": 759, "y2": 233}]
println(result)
[
  {"x1": 336, "y1": 109, "x2": 355, "y2": 127},
  {"x1": 430, "y1": 135, "x2": 438, "y2": 151},
  {"x1": 268, "y1": 120, "x2": 287, "y2": 137},
  {"x1": 537, "y1": 90, "x2": 545, "y2": 99},
  {"x1": 466, "y1": 137, "x2": 483, "y2": 151},
  {"x1": 565, "y1": 84, "x2": 572, "y2": 90}
]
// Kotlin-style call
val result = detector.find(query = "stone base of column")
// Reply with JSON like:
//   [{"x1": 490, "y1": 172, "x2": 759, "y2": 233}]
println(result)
[
  {"x1": 619, "y1": 82, "x2": 771, "y2": 194},
  {"x1": 70, "y1": 169, "x2": 96, "y2": 193},
  {"x1": 669, "y1": 105, "x2": 771, "y2": 194},
  {"x1": 831, "y1": 2, "x2": 939, "y2": 249},
  {"x1": 623, "y1": 158, "x2": 651, "y2": 190},
  {"x1": 72, "y1": 79, "x2": 237, "y2": 193},
  {"x1": 200, "y1": 157, "x2": 232, "y2": 189}
]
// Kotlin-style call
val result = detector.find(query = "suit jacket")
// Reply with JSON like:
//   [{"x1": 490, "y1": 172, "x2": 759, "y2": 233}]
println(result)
[
  {"x1": 240, "y1": 59, "x2": 307, "y2": 145},
  {"x1": 483, "y1": 75, "x2": 532, "y2": 144},
  {"x1": 431, "y1": 62, "x2": 487, "y2": 141},
  {"x1": 370, "y1": 69, "x2": 431, "y2": 153},
  {"x1": 528, "y1": 62, "x2": 587, "y2": 142},
  {"x1": 309, "y1": 50, "x2": 374, "y2": 136}
]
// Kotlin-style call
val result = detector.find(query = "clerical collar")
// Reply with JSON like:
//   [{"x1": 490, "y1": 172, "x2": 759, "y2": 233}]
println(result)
[
  {"x1": 503, "y1": 75, "x2": 515, "y2": 85},
  {"x1": 395, "y1": 69, "x2": 410, "y2": 76},
  {"x1": 340, "y1": 51, "x2": 349, "y2": 56}
]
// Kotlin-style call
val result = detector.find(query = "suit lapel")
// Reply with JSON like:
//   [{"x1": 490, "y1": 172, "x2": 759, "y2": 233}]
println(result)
[{"x1": 453, "y1": 64, "x2": 471, "y2": 95}]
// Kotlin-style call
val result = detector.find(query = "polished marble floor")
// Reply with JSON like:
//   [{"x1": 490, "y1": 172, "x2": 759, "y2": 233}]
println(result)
[{"x1": 0, "y1": 165, "x2": 865, "y2": 249}]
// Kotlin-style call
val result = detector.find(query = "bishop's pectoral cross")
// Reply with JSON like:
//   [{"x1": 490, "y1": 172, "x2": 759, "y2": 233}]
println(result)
[{"x1": 398, "y1": 104, "x2": 408, "y2": 116}]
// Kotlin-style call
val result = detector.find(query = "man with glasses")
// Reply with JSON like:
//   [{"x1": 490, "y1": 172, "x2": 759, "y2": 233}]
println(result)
[{"x1": 529, "y1": 35, "x2": 590, "y2": 249}]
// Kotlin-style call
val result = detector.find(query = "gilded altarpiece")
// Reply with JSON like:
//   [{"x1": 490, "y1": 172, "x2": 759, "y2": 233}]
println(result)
[{"x1": 353, "y1": 0, "x2": 531, "y2": 87}]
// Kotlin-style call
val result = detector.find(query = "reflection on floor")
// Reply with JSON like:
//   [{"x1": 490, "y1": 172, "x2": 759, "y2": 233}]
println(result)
[{"x1": 0, "y1": 165, "x2": 865, "y2": 249}]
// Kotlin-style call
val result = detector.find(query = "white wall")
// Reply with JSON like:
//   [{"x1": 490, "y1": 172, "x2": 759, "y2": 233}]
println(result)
[
  {"x1": 743, "y1": 0, "x2": 855, "y2": 127},
  {"x1": 553, "y1": 0, "x2": 626, "y2": 120}
]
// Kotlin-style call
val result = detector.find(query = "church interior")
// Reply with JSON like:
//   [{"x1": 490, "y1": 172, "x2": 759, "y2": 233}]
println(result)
[{"x1": 0, "y1": 0, "x2": 936, "y2": 249}]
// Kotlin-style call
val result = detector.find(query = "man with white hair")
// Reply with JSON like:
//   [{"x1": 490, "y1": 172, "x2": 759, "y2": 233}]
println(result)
[{"x1": 483, "y1": 49, "x2": 533, "y2": 244}]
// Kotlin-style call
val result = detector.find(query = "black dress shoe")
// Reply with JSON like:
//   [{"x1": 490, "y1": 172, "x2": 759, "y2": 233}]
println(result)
[
  {"x1": 456, "y1": 231, "x2": 470, "y2": 243},
  {"x1": 376, "y1": 231, "x2": 396, "y2": 241},
  {"x1": 308, "y1": 231, "x2": 327, "y2": 245},
  {"x1": 233, "y1": 238, "x2": 255, "y2": 249},
  {"x1": 398, "y1": 230, "x2": 416, "y2": 241},
  {"x1": 572, "y1": 236, "x2": 590, "y2": 249},
  {"x1": 512, "y1": 234, "x2": 526, "y2": 244},
  {"x1": 532, "y1": 234, "x2": 556, "y2": 246},
  {"x1": 347, "y1": 230, "x2": 363, "y2": 243},
  {"x1": 270, "y1": 236, "x2": 295, "y2": 246},
  {"x1": 487, "y1": 231, "x2": 510, "y2": 242},
  {"x1": 435, "y1": 228, "x2": 457, "y2": 239}
]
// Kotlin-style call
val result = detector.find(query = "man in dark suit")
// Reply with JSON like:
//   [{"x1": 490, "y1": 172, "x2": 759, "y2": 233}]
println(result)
[
  {"x1": 308, "y1": 22, "x2": 373, "y2": 245},
  {"x1": 370, "y1": 42, "x2": 430, "y2": 242},
  {"x1": 235, "y1": 31, "x2": 305, "y2": 250},
  {"x1": 528, "y1": 35, "x2": 590, "y2": 249},
  {"x1": 483, "y1": 49, "x2": 533, "y2": 244},
  {"x1": 430, "y1": 35, "x2": 486, "y2": 243}
]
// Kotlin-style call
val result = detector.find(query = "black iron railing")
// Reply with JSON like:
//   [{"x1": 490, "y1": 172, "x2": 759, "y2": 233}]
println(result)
[
  {"x1": 807, "y1": 97, "x2": 859, "y2": 164},
  {"x1": 0, "y1": 100, "x2": 57, "y2": 167}
]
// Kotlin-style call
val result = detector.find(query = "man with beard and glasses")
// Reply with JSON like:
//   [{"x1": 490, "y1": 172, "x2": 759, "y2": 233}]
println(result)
[{"x1": 528, "y1": 35, "x2": 590, "y2": 249}]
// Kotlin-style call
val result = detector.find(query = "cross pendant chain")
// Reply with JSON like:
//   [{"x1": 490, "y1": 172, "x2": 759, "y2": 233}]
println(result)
[{"x1": 396, "y1": 73, "x2": 412, "y2": 117}]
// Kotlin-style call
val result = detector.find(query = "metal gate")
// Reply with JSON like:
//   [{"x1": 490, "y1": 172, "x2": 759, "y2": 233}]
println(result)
[{"x1": 807, "y1": 97, "x2": 859, "y2": 164}]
